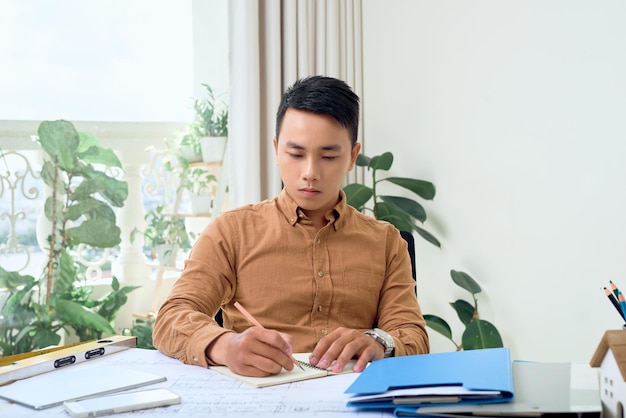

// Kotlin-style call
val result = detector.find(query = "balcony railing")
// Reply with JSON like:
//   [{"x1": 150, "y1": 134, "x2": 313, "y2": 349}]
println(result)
[{"x1": 0, "y1": 120, "x2": 188, "y2": 332}]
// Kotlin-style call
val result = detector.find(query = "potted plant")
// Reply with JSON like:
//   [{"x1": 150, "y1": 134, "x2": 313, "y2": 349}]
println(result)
[
  {"x1": 0, "y1": 120, "x2": 138, "y2": 356},
  {"x1": 131, "y1": 204, "x2": 192, "y2": 266},
  {"x1": 343, "y1": 151, "x2": 440, "y2": 247},
  {"x1": 192, "y1": 83, "x2": 228, "y2": 162},
  {"x1": 179, "y1": 167, "x2": 217, "y2": 215}
]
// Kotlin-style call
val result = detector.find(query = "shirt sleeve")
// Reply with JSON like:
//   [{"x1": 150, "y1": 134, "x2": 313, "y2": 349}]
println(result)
[
  {"x1": 377, "y1": 227, "x2": 430, "y2": 356},
  {"x1": 152, "y1": 216, "x2": 237, "y2": 367}
]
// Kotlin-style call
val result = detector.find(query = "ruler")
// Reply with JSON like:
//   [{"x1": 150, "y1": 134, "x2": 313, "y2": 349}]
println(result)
[{"x1": 0, "y1": 335, "x2": 137, "y2": 386}]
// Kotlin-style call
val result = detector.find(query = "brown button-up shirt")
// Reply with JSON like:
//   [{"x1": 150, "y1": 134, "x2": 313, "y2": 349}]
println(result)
[{"x1": 153, "y1": 189, "x2": 429, "y2": 367}]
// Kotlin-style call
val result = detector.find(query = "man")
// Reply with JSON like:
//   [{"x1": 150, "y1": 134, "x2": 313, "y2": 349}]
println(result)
[{"x1": 153, "y1": 76, "x2": 429, "y2": 377}]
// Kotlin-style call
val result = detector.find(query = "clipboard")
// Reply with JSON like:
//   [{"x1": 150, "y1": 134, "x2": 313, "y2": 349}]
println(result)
[{"x1": 0, "y1": 335, "x2": 136, "y2": 386}]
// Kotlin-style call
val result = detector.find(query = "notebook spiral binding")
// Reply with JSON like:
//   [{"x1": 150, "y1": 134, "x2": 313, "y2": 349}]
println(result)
[{"x1": 297, "y1": 361, "x2": 327, "y2": 372}]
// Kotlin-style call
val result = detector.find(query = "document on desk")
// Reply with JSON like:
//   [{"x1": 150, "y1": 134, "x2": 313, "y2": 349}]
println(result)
[{"x1": 1, "y1": 348, "x2": 392, "y2": 418}]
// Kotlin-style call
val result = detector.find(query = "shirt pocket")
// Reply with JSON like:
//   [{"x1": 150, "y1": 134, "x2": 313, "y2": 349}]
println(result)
[{"x1": 339, "y1": 270, "x2": 384, "y2": 329}]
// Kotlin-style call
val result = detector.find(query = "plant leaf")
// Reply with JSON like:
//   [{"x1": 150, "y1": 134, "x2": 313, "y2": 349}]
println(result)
[
  {"x1": 380, "y1": 195, "x2": 427, "y2": 222},
  {"x1": 424, "y1": 314, "x2": 453, "y2": 339},
  {"x1": 450, "y1": 299, "x2": 475, "y2": 326},
  {"x1": 66, "y1": 218, "x2": 121, "y2": 248},
  {"x1": 385, "y1": 177, "x2": 436, "y2": 200},
  {"x1": 375, "y1": 202, "x2": 414, "y2": 231},
  {"x1": 78, "y1": 133, "x2": 123, "y2": 168},
  {"x1": 344, "y1": 183, "x2": 373, "y2": 209},
  {"x1": 369, "y1": 152, "x2": 393, "y2": 171},
  {"x1": 461, "y1": 319, "x2": 504, "y2": 350},
  {"x1": 355, "y1": 153, "x2": 370, "y2": 167},
  {"x1": 52, "y1": 296, "x2": 115, "y2": 335},
  {"x1": 413, "y1": 224, "x2": 441, "y2": 248},
  {"x1": 37, "y1": 120, "x2": 80, "y2": 172},
  {"x1": 451, "y1": 270, "x2": 482, "y2": 295}
]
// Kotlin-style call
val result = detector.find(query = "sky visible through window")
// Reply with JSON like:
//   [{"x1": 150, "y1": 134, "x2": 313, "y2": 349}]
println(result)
[{"x1": 0, "y1": 0, "x2": 195, "y2": 122}]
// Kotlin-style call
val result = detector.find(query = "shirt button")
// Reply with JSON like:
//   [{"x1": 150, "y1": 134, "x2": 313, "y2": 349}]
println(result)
[
  {"x1": 290, "y1": 218, "x2": 295, "y2": 222},
  {"x1": 321, "y1": 329, "x2": 328, "y2": 335},
  {"x1": 318, "y1": 305, "x2": 323, "y2": 312},
  {"x1": 317, "y1": 271, "x2": 324, "y2": 277},
  {"x1": 316, "y1": 238, "x2": 321, "y2": 244},
  {"x1": 193, "y1": 357, "x2": 200, "y2": 363}
]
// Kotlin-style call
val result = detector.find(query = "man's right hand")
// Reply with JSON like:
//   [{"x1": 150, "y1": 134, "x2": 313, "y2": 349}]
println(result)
[{"x1": 205, "y1": 326, "x2": 296, "y2": 376}]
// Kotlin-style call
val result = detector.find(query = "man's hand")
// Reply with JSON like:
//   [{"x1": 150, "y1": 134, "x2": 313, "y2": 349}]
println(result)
[
  {"x1": 206, "y1": 327, "x2": 296, "y2": 376},
  {"x1": 308, "y1": 327, "x2": 385, "y2": 373}
]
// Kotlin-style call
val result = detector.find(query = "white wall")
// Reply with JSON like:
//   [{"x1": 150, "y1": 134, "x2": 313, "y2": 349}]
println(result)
[{"x1": 362, "y1": 0, "x2": 626, "y2": 362}]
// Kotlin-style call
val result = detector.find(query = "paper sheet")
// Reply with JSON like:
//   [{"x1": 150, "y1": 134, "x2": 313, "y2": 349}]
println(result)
[{"x1": 0, "y1": 348, "x2": 391, "y2": 417}]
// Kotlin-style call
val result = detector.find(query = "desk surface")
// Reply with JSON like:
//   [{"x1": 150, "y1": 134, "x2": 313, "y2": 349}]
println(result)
[{"x1": 1, "y1": 348, "x2": 390, "y2": 417}]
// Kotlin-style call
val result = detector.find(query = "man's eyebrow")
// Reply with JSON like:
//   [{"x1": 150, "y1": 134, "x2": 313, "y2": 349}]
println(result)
[{"x1": 284, "y1": 141, "x2": 342, "y2": 152}]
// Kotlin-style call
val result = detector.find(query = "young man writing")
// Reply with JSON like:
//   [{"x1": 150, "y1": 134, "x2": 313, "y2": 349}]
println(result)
[{"x1": 153, "y1": 76, "x2": 429, "y2": 377}]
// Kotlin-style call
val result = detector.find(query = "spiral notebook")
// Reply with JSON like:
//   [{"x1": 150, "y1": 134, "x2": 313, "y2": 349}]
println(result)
[{"x1": 208, "y1": 353, "x2": 357, "y2": 388}]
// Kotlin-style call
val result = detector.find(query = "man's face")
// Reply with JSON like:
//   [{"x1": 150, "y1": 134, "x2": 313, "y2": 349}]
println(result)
[{"x1": 273, "y1": 108, "x2": 360, "y2": 220}]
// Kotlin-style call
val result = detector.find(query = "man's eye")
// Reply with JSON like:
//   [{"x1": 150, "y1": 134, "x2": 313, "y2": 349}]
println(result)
[
  {"x1": 322, "y1": 156, "x2": 338, "y2": 160},
  {"x1": 288, "y1": 153, "x2": 303, "y2": 158}
]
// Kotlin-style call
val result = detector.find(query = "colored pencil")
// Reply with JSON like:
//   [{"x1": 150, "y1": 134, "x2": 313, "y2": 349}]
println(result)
[
  {"x1": 619, "y1": 292, "x2": 626, "y2": 320},
  {"x1": 233, "y1": 301, "x2": 304, "y2": 371},
  {"x1": 610, "y1": 280, "x2": 620, "y2": 298},
  {"x1": 604, "y1": 287, "x2": 625, "y2": 320}
]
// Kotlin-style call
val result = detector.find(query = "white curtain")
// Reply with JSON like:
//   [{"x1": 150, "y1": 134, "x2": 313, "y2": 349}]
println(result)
[{"x1": 228, "y1": 0, "x2": 364, "y2": 208}]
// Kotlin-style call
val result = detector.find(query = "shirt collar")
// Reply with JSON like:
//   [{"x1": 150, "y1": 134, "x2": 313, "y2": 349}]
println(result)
[{"x1": 277, "y1": 189, "x2": 347, "y2": 230}]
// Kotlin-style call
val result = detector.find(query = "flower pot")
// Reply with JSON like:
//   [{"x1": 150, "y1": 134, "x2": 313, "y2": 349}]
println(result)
[
  {"x1": 179, "y1": 145, "x2": 202, "y2": 163},
  {"x1": 200, "y1": 136, "x2": 227, "y2": 162},
  {"x1": 154, "y1": 244, "x2": 178, "y2": 267},
  {"x1": 189, "y1": 193, "x2": 212, "y2": 214}
]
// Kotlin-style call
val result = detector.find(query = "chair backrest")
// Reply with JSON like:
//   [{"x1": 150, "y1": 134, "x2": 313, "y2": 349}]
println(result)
[{"x1": 400, "y1": 230, "x2": 417, "y2": 281}]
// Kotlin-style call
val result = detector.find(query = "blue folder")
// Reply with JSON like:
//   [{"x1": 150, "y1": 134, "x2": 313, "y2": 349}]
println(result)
[{"x1": 345, "y1": 347, "x2": 514, "y2": 410}]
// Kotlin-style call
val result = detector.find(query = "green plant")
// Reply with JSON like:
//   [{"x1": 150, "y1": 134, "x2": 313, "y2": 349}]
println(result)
[
  {"x1": 179, "y1": 167, "x2": 217, "y2": 196},
  {"x1": 424, "y1": 270, "x2": 503, "y2": 350},
  {"x1": 343, "y1": 152, "x2": 440, "y2": 247},
  {"x1": 130, "y1": 318, "x2": 156, "y2": 350},
  {"x1": 131, "y1": 204, "x2": 192, "y2": 252},
  {"x1": 0, "y1": 120, "x2": 138, "y2": 356},
  {"x1": 191, "y1": 83, "x2": 228, "y2": 138}
]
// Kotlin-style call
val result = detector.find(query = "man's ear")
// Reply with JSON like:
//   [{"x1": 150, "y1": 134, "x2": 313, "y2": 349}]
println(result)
[
  {"x1": 349, "y1": 143, "x2": 362, "y2": 170},
  {"x1": 273, "y1": 137, "x2": 279, "y2": 155}
]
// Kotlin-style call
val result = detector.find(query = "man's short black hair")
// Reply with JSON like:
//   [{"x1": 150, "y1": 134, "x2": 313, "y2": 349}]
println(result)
[{"x1": 275, "y1": 76, "x2": 360, "y2": 146}]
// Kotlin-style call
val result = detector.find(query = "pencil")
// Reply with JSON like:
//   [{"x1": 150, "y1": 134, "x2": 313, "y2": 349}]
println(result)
[
  {"x1": 610, "y1": 280, "x2": 620, "y2": 298},
  {"x1": 604, "y1": 287, "x2": 625, "y2": 320},
  {"x1": 619, "y1": 292, "x2": 626, "y2": 320},
  {"x1": 233, "y1": 301, "x2": 304, "y2": 371}
]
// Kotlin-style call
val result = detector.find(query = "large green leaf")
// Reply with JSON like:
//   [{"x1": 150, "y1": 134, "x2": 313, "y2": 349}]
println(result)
[
  {"x1": 375, "y1": 202, "x2": 414, "y2": 231},
  {"x1": 424, "y1": 314, "x2": 453, "y2": 339},
  {"x1": 77, "y1": 132, "x2": 123, "y2": 168},
  {"x1": 66, "y1": 218, "x2": 121, "y2": 248},
  {"x1": 344, "y1": 183, "x2": 373, "y2": 209},
  {"x1": 355, "y1": 153, "x2": 371, "y2": 167},
  {"x1": 385, "y1": 177, "x2": 436, "y2": 200},
  {"x1": 461, "y1": 319, "x2": 503, "y2": 350},
  {"x1": 369, "y1": 152, "x2": 393, "y2": 171},
  {"x1": 451, "y1": 270, "x2": 482, "y2": 295},
  {"x1": 72, "y1": 171, "x2": 128, "y2": 208},
  {"x1": 450, "y1": 299, "x2": 475, "y2": 326},
  {"x1": 37, "y1": 120, "x2": 80, "y2": 172},
  {"x1": 44, "y1": 196, "x2": 65, "y2": 225},
  {"x1": 65, "y1": 197, "x2": 112, "y2": 222},
  {"x1": 380, "y1": 195, "x2": 427, "y2": 222},
  {"x1": 51, "y1": 296, "x2": 115, "y2": 335},
  {"x1": 414, "y1": 225, "x2": 441, "y2": 248}
]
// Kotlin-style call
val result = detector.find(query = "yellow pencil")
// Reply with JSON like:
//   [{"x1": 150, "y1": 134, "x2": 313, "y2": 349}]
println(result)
[{"x1": 233, "y1": 301, "x2": 304, "y2": 371}]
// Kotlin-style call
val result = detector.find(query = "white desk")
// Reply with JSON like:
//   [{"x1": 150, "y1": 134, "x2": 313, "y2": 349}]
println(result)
[{"x1": 0, "y1": 348, "x2": 390, "y2": 417}]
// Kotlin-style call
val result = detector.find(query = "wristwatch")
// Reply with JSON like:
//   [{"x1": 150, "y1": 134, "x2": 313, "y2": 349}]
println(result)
[{"x1": 364, "y1": 328, "x2": 395, "y2": 357}]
